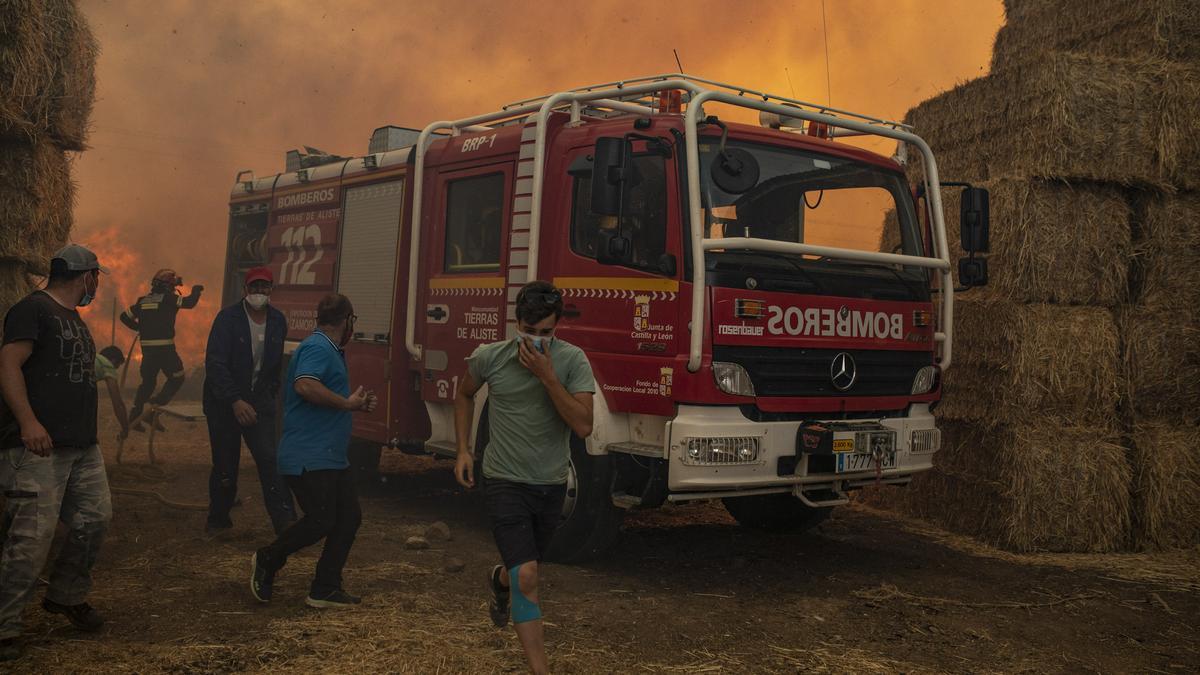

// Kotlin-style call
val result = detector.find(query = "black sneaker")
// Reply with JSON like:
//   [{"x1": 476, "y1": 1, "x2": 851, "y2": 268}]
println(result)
[
  {"x1": 42, "y1": 599, "x2": 104, "y2": 632},
  {"x1": 0, "y1": 637, "x2": 21, "y2": 662},
  {"x1": 250, "y1": 552, "x2": 274, "y2": 603},
  {"x1": 488, "y1": 564, "x2": 510, "y2": 628},
  {"x1": 305, "y1": 589, "x2": 361, "y2": 609}
]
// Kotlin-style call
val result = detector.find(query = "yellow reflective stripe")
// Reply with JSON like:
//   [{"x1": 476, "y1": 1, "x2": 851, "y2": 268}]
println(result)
[
  {"x1": 141, "y1": 338, "x2": 175, "y2": 346},
  {"x1": 553, "y1": 276, "x2": 679, "y2": 292},
  {"x1": 176, "y1": 295, "x2": 184, "y2": 306},
  {"x1": 140, "y1": 303, "x2": 160, "y2": 310},
  {"x1": 120, "y1": 310, "x2": 135, "y2": 319}
]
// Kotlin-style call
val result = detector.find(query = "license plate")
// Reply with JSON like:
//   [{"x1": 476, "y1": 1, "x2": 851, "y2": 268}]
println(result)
[{"x1": 835, "y1": 451, "x2": 896, "y2": 474}]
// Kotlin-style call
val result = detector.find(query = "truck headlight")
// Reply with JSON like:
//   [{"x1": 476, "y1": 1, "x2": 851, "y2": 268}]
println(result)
[
  {"x1": 911, "y1": 365, "x2": 940, "y2": 395},
  {"x1": 683, "y1": 437, "x2": 760, "y2": 465},
  {"x1": 713, "y1": 362, "x2": 756, "y2": 397}
]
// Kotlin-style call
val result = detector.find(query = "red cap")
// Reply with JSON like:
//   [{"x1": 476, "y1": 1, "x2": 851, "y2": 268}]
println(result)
[{"x1": 245, "y1": 266, "x2": 273, "y2": 285}]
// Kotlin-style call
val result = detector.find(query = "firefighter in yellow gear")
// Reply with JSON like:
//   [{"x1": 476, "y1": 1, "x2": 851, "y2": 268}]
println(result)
[{"x1": 120, "y1": 269, "x2": 203, "y2": 428}]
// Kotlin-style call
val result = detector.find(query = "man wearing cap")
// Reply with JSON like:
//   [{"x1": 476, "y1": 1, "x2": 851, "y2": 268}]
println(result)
[
  {"x1": 202, "y1": 267, "x2": 294, "y2": 535},
  {"x1": 120, "y1": 269, "x2": 203, "y2": 430},
  {"x1": 0, "y1": 244, "x2": 112, "y2": 661}
]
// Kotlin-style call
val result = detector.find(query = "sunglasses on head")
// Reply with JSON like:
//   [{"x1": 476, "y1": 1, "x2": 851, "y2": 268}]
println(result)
[{"x1": 521, "y1": 290, "x2": 562, "y2": 305}]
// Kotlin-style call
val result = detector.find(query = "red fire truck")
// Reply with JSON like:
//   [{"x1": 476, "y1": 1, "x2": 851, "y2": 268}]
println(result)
[{"x1": 222, "y1": 75, "x2": 989, "y2": 561}]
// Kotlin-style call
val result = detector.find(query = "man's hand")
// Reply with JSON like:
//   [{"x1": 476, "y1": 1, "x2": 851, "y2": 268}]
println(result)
[
  {"x1": 517, "y1": 338, "x2": 555, "y2": 383},
  {"x1": 232, "y1": 399, "x2": 258, "y2": 427},
  {"x1": 192, "y1": 285, "x2": 205, "y2": 293},
  {"x1": 348, "y1": 387, "x2": 377, "y2": 413},
  {"x1": 20, "y1": 419, "x2": 53, "y2": 456},
  {"x1": 454, "y1": 450, "x2": 475, "y2": 488}
]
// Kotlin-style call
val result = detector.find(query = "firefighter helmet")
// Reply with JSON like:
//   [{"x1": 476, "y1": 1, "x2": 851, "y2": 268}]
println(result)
[{"x1": 151, "y1": 268, "x2": 182, "y2": 291}]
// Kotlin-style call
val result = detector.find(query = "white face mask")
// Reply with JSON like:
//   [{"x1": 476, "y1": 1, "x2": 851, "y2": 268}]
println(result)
[
  {"x1": 516, "y1": 331, "x2": 553, "y2": 353},
  {"x1": 245, "y1": 294, "x2": 269, "y2": 311}
]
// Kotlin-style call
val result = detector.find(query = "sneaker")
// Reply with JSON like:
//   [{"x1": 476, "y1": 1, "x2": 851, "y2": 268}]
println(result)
[
  {"x1": 0, "y1": 637, "x2": 21, "y2": 662},
  {"x1": 488, "y1": 564, "x2": 510, "y2": 628},
  {"x1": 42, "y1": 599, "x2": 104, "y2": 632},
  {"x1": 305, "y1": 589, "x2": 361, "y2": 609},
  {"x1": 131, "y1": 421, "x2": 146, "y2": 433},
  {"x1": 250, "y1": 552, "x2": 274, "y2": 603}
]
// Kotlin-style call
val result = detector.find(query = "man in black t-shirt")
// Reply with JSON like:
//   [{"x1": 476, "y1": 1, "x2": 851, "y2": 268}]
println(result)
[{"x1": 0, "y1": 244, "x2": 112, "y2": 662}]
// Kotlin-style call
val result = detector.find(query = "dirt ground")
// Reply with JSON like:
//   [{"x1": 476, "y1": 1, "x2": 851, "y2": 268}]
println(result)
[{"x1": 4, "y1": 398, "x2": 1198, "y2": 674}]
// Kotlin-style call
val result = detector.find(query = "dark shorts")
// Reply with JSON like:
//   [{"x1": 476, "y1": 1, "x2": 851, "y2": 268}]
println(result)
[{"x1": 484, "y1": 478, "x2": 567, "y2": 570}]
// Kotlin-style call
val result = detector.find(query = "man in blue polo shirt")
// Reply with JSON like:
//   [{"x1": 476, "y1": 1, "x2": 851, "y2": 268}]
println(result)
[{"x1": 249, "y1": 293, "x2": 376, "y2": 608}]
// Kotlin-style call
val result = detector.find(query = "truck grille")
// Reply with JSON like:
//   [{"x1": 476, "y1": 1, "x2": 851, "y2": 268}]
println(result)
[{"x1": 712, "y1": 346, "x2": 932, "y2": 398}]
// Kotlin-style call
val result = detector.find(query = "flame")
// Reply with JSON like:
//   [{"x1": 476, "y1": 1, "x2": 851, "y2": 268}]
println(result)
[{"x1": 77, "y1": 226, "x2": 215, "y2": 369}]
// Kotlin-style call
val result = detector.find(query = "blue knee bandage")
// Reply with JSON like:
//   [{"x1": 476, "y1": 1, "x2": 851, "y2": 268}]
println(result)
[{"x1": 509, "y1": 565, "x2": 542, "y2": 624}]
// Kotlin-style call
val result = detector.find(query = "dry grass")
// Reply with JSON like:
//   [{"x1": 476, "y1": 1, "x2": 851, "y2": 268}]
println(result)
[
  {"x1": 0, "y1": 0, "x2": 99, "y2": 149},
  {"x1": 852, "y1": 501, "x2": 1200, "y2": 592},
  {"x1": 864, "y1": 418, "x2": 1133, "y2": 553},
  {"x1": 936, "y1": 299, "x2": 1120, "y2": 425},
  {"x1": 0, "y1": 139, "x2": 74, "y2": 265},
  {"x1": 994, "y1": 0, "x2": 1200, "y2": 70},
  {"x1": 905, "y1": 53, "x2": 1200, "y2": 190},
  {"x1": 1129, "y1": 419, "x2": 1200, "y2": 551},
  {"x1": 0, "y1": 261, "x2": 35, "y2": 322}
]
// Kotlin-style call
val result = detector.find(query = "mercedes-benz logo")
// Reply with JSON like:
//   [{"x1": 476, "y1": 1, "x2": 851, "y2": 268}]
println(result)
[
  {"x1": 830, "y1": 352, "x2": 857, "y2": 391},
  {"x1": 838, "y1": 305, "x2": 850, "y2": 320}
]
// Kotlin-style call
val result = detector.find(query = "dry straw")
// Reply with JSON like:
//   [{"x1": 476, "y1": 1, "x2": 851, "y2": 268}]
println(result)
[
  {"x1": 1121, "y1": 192, "x2": 1200, "y2": 417},
  {"x1": 0, "y1": 0, "x2": 99, "y2": 149},
  {"x1": 1129, "y1": 419, "x2": 1200, "y2": 551},
  {"x1": 878, "y1": 419, "x2": 1132, "y2": 553},
  {"x1": 0, "y1": 139, "x2": 75, "y2": 264},
  {"x1": 905, "y1": 53, "x2": 1200, "y2": 190},
  {"x1": 936, "y1": 299, "x2": 1120, "y2": 426},
  {"x1": 994, "y1": 0, "x2": 1200, "y2": 70}
]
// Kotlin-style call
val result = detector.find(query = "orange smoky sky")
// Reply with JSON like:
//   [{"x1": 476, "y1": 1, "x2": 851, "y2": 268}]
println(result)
[{"x1": 73, "y1": 0, "x2": 1004, "y2": 363}]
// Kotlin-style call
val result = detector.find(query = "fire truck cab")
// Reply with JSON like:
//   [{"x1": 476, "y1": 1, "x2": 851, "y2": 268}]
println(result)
[{"x1": 223, "y1": 75, "x2": 988, "y2": 561}]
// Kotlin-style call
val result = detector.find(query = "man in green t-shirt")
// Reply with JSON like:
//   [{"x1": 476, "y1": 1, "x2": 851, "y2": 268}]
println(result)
[{"x1": 454, "y1": 280, "x2": 595, "y2": 675}]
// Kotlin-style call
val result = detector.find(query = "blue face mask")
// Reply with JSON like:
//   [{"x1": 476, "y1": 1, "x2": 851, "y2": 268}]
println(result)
[
  {"x1": 516, "y1": 331, "x2": 553, "y2": 353},
  {"x1": 78, "y1": 273, "x2": 97, "y2": 307}
]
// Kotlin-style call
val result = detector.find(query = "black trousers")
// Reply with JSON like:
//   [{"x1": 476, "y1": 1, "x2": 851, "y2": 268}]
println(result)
[
  {"x1": 206, "y1": 409, "x2": 295, "y2": 533},
  {"x1": 131, "y1": 345, "x2": 186, "y2": 419},
  {"x1": 485, "y1": 479, "x2": 567, "y2": 570},
  {"x1": 259, "y1": 469, "x2": 362, "y2": 595}
]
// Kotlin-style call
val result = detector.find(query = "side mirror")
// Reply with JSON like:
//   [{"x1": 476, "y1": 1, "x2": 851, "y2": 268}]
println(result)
[
  {"x1": 960, "y1": 186, "x2": 990, "y2": 253},
  {"x1": 657, "y1": 253, "x2": 678, "y2": 277},
  {"x1": 958, "y1": 257, "x2": 988, "y2": 287},
  {"x1": 596, "y1": 229, "x2": 632, "y2": 265},
  {"x1": 590, "y1": 137, "x2": 627, "y2": 216}
]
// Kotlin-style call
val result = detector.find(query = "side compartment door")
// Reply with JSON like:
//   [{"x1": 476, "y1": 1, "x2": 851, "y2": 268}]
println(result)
[
  {"x1": 337, "y1": 179, "x2": 405, "y2": 442},
  {"x1": 420, "y1": 163, "x2": 511, "y2": 403}
]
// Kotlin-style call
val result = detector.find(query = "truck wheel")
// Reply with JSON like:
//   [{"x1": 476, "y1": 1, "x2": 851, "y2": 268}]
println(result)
[
  {"x1": 721, "y1": 494, "x2": 832, "y2": 532},
  {"x1": 543, "y1": 438, "x2": 624, "y2": 563}
]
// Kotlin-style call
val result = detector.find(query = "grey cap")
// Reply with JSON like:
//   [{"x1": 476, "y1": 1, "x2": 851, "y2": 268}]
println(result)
[{"x1": 50, "y1": 244, "x2": 108, "y2": 274}]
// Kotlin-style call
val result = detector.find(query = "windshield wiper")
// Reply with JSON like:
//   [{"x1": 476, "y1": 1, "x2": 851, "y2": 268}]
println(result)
[{"x1": 817, "y1": 257, "x2": 926, "y2": 295}]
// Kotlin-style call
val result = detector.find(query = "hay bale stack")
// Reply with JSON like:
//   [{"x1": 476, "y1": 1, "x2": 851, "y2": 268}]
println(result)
[
  {"x1": 884, "y1": 419, "x2": 1132, "y2": 552},
  {"x1": 994, "y1": 0, "x2": 1200, "y2": 70},
  {"x1": 1129, "y1": 420, "x2": 1200, "y2": 551},
  {"x1": 940, "y1": 179, "x2": 1130, "y2": 305},
  {"x1": 938, "y1": 299, "x2": 1120, "y2": 426},
  {"x1": 0, "y1": 0, "x2": 99, "y2": 150},
  {"x1": 0, "y1": 139, "x2": 75, "y2": 265},
  {"x1": 905, "y1": 53, "x2": 1200, "y2": 189},
  {"x1": 0, "y1": 263, "x2": 35, "y2": 321}
]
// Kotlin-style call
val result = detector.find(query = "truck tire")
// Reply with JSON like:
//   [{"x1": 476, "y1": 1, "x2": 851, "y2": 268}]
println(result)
[
  {"x1": 721, "y1": 494, "x2": 832, "y2": 532},
  {"x1": 543, "y1": 437, "x2": 625, "y2": 563}
]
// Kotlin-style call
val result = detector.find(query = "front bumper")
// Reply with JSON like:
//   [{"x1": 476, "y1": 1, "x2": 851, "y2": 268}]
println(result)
[{"x1": 664, "y1": 404, "x2": 939, "y2": 492}]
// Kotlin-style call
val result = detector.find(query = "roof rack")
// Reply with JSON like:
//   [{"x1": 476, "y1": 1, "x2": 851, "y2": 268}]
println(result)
[{"x1": 499, "y1": 73, "x2": 913, "y2": 132}]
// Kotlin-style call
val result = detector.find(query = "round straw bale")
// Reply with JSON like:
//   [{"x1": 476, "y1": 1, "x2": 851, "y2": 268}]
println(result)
[
  {"x1": 1129, "y1": 418, "x2": 1200, "y2": 551},
  {"x1": 0, "y1": 139, "x2": 75, "y2": 263},
  {"x1": 937, "y1": 299, "x2": 1121, "y2": 426},
  {"x1": 43, "y1": 0, "x2": 99, "y2": 150}
]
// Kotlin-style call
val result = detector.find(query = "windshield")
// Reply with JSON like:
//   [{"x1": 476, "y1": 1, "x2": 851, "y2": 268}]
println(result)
[
  {"x1": 700, "y1": 140, "x2": 922, "y2": 257},
  {"x1": 698, "y1": 140, "x2": 928, "y2": 301}
]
